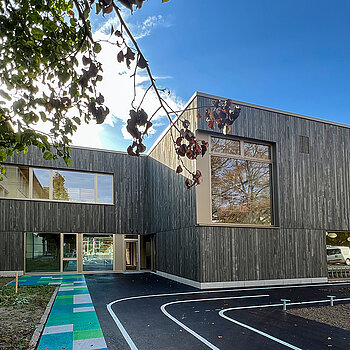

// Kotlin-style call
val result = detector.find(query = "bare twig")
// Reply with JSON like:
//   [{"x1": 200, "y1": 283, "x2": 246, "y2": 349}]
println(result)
[{"x1": 112, "y1": 3, "x2": 181, "y2": 134}]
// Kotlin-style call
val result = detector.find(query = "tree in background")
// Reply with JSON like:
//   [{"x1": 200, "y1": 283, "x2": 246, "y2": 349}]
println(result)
[{"x1": 52, "y1": 172, "x2": 70, "y2": 200}]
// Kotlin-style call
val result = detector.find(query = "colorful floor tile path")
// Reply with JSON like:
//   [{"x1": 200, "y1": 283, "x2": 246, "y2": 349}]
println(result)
[{"x1": 10, "y1": 274, "x2": 108, "y2": 350}]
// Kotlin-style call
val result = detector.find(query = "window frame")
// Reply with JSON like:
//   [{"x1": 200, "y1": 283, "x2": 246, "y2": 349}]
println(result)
[
  {"x1": 196, "y1": 132, "x2": 278, "y2": 228},
  {"x1": 0, "y1": 165, "x2": 114, "y2": 205}
]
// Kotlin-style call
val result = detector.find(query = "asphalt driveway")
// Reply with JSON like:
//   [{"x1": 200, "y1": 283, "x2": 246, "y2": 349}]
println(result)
[{"x1": 85, "y1": 273, "x2": 350, "y2": 350}]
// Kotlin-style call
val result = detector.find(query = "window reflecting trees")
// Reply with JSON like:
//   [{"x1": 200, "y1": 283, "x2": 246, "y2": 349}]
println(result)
[
  {"x1": 0, "y1": 165, "x2": 113, "y2": 204},
  {"x1": 211, "y1": 137, "x2": 273, "y2": 225}
]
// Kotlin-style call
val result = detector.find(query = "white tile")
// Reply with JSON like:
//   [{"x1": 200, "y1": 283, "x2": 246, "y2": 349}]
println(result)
[
  {"x1": 74, "y1": 294, "x2": 92, "y2": 304},
  {"x1": 73, "y1": 306, "x2": 95, "y2": 313},
  {"x1": 43, "y1": 324, "x2": 73, "y2": 335},
  {"x1": 73, "y1": 337, "x2": 107, "y2": 350}
]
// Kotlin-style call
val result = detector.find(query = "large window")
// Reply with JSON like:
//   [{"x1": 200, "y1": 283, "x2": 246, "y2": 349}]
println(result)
[
  {"x1": 26, "y1": 232, "x2": 60, "y2": 272},
  {"x1": 211, "y1": 137, "x2": 273, "y2": 225},
  {"x1": 0, "y1": 165, "x2": 113, "y2": 204}
]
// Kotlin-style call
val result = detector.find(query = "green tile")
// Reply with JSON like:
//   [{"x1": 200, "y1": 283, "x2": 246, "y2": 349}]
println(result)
[{"x1": 73, "y1": 329, "x2": 103, "y2": 340}]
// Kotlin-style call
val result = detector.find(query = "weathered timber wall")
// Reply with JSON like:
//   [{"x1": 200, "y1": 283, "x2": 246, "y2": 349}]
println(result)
[
  {"x1": 146, "y1": 97, "x2": 201, "y2": 279},
  {"x1": 195, "y1": 93, "x2": 350, "y2": 282},
  {"x1": 2, "y1": 146, "x2": 146, "y2": 234}
]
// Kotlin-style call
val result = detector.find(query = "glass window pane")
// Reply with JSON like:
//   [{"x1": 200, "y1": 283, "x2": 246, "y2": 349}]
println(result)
[
  {"x1": 25, "y1": 232, "x2": 60, "y2": 272},
  {"x1": 53, "y1": 170, "x2": 94, "y2": 202},
  {"x1": 63, "y1": 234, "x2": 76, "y2": 258},
  {"x1": 33, "y1": 168, "x2": 50, "y2": 199},
  {"x1": 211, "y1": 156, "x2": 272, "y2": 225},
  {"x1": 211, "y1": 137, "x2": 240, "y2": 155},
  {"x1": 244, "y1": 142, "x2": 271, "y2": 160},
  {"x1": 63, "y1": 260, "x2": 77, "y2": 272},
  {"x1": 83, "y1": 234, "x2": 113, "y2": 271},
  {"x1": 0, "y1": 165, "x2": 29, "y2": 199},
  {"x1": 97, "y1": 174, "x2": 113, "y2": 203},
  {"x1": 326, "y1": 232, "x2": 350, "y2": 274}
]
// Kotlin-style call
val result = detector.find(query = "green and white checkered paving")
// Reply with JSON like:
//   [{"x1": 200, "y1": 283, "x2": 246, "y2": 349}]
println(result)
[{"x1": 11, "y1": 274, "x2": 108, "y2": 350}]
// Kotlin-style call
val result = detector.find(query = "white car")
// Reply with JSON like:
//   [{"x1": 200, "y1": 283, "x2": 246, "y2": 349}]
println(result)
[{"x1": 327, "y1": 246, "x2": 350, "y2": 266}]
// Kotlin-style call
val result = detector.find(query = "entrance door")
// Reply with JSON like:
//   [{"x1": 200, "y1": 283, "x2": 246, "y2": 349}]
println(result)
[
  {"x1": 61, "y1": 233, "x2": 78, "y2": 272},
  {"x1": 125, "y1": 241, "x2": 138, "y2": 270},
  {"x1": 82, "y1": 234, "x2": 114, "y2": 271}
]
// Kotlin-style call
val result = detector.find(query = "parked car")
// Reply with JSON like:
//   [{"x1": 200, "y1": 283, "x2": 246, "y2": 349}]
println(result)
[{"x1": 327, "y1": 246, "x2": 350, "y2": 266}]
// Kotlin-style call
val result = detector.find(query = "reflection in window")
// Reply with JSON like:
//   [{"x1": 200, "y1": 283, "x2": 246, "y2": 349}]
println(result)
[
  {"x1": 0, "y1": 165, "x2": 30, "y2": 199},
  {"x1": 211, "y1": 156, "x2": 272, "y2": 225},
  {"x1": 1, "y1": 165, "x2": 113, "y2": 204},
  {"x1": 326, "y1": 232, "x2": 350, "y2": 269},
  {"x1": 97, "y1": 174, "x2": 113, "y2": 203},
  {"x1": 25, "y1": 232, "x2": 60, "y2": 272},
  {"x1": 53, "y1": 170, "x2": 94, "y2": 202},
  {"x1": 244, "y1": 142, "x2": 270, "y2": 160},
  {"x1": 211, "y1": 137, "x2": 240, "y2": 155},
  {"x1": 33, "y1": 168, "x2": 50, "y2": 199},
  {"x1": 83, "y1": 234, "x2": 113, "y2": 271}
]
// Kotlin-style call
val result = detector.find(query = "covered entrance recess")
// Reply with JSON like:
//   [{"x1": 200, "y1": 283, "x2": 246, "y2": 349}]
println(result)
[{"x1": 25, "y1": 232, "x2": 155, "y2": 274}]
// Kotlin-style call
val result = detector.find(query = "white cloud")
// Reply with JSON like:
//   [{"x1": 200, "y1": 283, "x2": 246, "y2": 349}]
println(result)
[
  {"x1": 132, "y1": 15, "x2": 170, "y2": 40},
  {"x1": 72, "y1": 12, "x2": 184, "y2": 147},
  {"x1": 3, "y1": 10, "x2": 183, "y2": 151}
]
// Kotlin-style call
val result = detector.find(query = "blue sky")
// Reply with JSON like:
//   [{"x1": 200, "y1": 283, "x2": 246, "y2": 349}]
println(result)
[{"x1": 77, "y1": 0, "x2": 350, "y2": 152}]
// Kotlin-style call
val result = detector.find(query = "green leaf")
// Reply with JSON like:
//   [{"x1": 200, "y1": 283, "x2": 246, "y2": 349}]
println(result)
[
  {"x1": 0, "y1": 150, "x2": 7, "y2": 161},
  {"x1": 96, "y1": 3, "x2": 102, "y2": 15},
  {"x1": 93, "y1": 43, "x2": 102, "y2": 53},
  {"x1": 0, "y1": 89, "x2": 11, "y2": 101},
  {"x1": 72, "y1": 116, "x2": 81, "y2": 125},
  {"x1": 39, "y1": 111, "x2": 47, "y2": 122},
  {"x1": 23, "y1": 146, "x2": 29, "y2": 154},
  {"x1": 64, "y1": 156, "x2": 71, "y2": 166},
  {"x1": 32, "y1": 27, "x2": 44, "y2": 40},
  {"x1": 43, "y1": 151, "x2": 53, "y2": 160},
  {"x1": 59, "y1": 72, "x2": 71, "y2": 84}
]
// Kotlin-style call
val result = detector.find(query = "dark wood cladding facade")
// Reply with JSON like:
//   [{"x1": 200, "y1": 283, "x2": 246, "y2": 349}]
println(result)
[
  {"x1": 0, "y1": 147, "x2": 146, "y2": 271},
  {"x1": 198, "y1": 227, "x2": 326, "y2": 283},
  {"x1": 195, "y1": 93, "x2": 350, "y2": 282},
  {"x1": 146, "y1": 98, "x2": 201, "y2": 280},
  {"x1": 1, "y1": 91, "x2": 349, "y2": 283}
]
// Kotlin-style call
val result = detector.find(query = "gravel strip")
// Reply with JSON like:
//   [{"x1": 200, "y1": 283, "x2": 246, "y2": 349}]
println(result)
[{"x1": 288, "y1": 304, "x2": 350, "y2": 331}]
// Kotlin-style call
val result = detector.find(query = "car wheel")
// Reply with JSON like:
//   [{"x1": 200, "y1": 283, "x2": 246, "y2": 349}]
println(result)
[{"x1": 346, "y1": 259, "x2": 350, "y2": 266}]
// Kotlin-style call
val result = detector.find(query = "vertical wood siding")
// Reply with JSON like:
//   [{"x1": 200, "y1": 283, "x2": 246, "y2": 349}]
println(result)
[
  {"x1": 196, "y1": 93, "x2": 349, "y2": 282},
  {"x1": 2, "y1": 147, "x2": 146, "y2": 234},
  {"x1": 146, "y1": 98, "x2": 201, "y2": 280}
]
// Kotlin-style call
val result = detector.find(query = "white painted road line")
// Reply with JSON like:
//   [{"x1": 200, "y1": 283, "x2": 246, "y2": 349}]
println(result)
[
  {"x1": 218, "y1": 297, "x2": 350, "y2": 350},
  {"x1": 160, "y1": 294, "x2": 269, "y2": 350},
  {"x1": 106, "y1": 281, "x2": 350, "y2": 350},
  {"x1": 219, "y1": 310, "x2": 303, "y2": 350}
]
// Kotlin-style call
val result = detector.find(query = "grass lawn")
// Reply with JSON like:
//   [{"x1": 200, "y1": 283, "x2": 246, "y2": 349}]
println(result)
[{"x1": 0, "y1": 277, "x2": 56, "y2": 350}]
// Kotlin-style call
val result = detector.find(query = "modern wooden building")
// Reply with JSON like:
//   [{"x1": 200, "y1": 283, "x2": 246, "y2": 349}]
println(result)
[{"x1": 1, "y1": 92, "x2": 350, "y2": 288}]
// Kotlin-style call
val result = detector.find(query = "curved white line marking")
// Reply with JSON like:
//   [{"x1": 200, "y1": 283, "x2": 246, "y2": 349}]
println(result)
[
  {"x1": 219, "y1": 309, "x2": 302, "y2": 350},
  {"x1": 218, "y1": 297, "x2": 350, "y2": 350},
  {"x1": 160, "y1": 294, "x2": 269, "y2": 350},
  {"x1": 106, "y1": 281, "x2": 350, "y2": 349}
]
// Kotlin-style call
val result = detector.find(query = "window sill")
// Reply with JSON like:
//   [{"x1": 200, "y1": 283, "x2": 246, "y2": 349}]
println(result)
[{"x1": 0, "y1": 197, "x2": 114, "y2": 206}]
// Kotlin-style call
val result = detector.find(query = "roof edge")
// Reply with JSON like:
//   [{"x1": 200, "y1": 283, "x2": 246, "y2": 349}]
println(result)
[
  {"x1": 196, "y1": 91, "x2": 350, "y2": 129},
  {"x1": 147, "y1": 91, "x2": 198, "y2": 155}
]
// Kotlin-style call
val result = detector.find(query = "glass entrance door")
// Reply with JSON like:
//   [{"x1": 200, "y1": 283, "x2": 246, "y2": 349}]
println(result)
[
  {"x1": 125, "y1": 241, "x2": 138, "y2": 270},
  {"x1": 62, "y1": 233, "x2": 77, "y2": 272},
  {"x1": 82, "y1": 234, "x2": 114, "y2": 271}
]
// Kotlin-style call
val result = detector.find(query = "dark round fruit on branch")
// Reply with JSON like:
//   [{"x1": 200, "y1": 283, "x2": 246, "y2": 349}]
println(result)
[{"x1": 176, "y1": 137, "x2": 183, "y2": 146}]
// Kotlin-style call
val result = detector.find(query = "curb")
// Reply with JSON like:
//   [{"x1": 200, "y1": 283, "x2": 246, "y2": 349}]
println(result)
[{"x1": 28, "y1": 286, "x2": 59, "y2": 350}]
